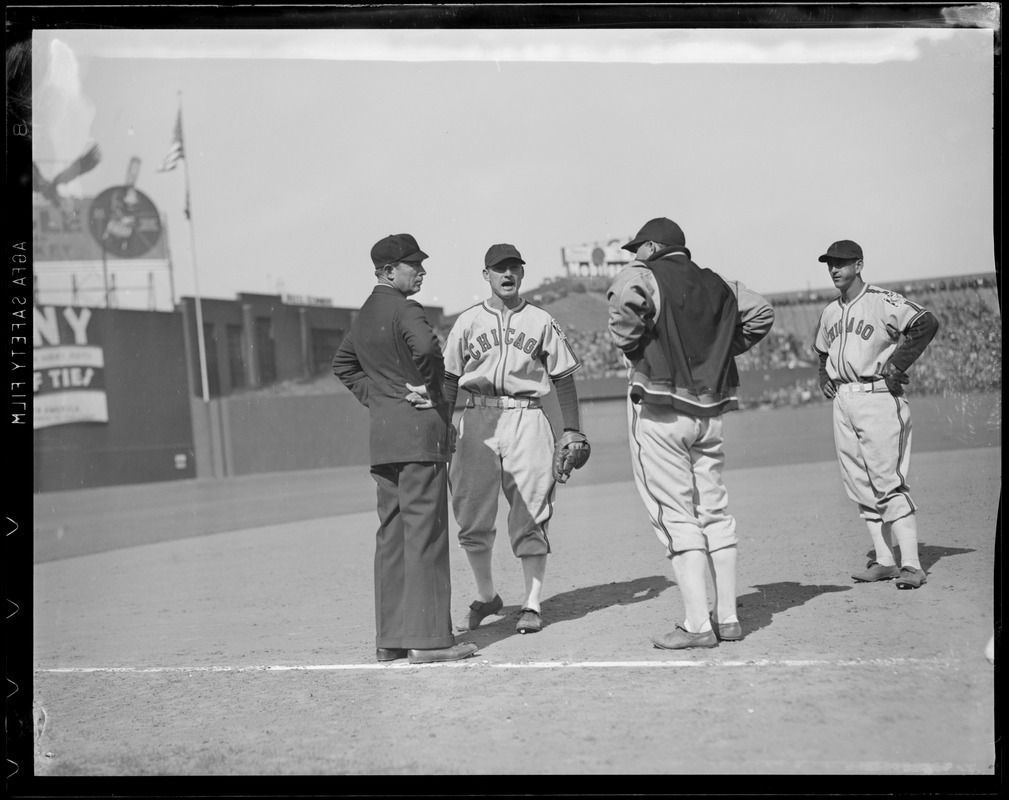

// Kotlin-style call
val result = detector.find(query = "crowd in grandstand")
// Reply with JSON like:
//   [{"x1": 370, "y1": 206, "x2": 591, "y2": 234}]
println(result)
[
  {"x1": 547, "y1": 281, "x2": 1001, "y2": 409},
  {"x1": 910, "y1": 291, "x2": 1002, "y2": 396},
  {"x1": 260, "y1": 273, "x2": 1001, "y2": 409},
  {"x1": 563, "y1": 328, "x2": 626, "y2": 379},
  {"x1": 363, "y1": 276, "x2": 1000, "y2": 415},
  {"x1": 409, "y1": 276, "x2": 1001, "y2": 410},
  {"x1": 768, "y1": 273, "x2": 997, "y2": 306}
]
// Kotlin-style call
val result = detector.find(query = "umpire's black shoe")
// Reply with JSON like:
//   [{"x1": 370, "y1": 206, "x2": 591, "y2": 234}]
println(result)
[
  {"x1": 408, "y1": 642, "x2": 479, "y2": 664},
  {"x1": 460, "y1": 594, "x2": 504, "y2": 631},
  {"x1": 376, "y1": 648, "x2": 408, "y2": 662}
]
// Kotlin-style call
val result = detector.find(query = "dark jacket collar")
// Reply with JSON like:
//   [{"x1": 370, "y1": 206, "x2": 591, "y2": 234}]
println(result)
[
  {"x1": 650, "y1": 244, "x2": 692, "y2": 261},
  {"x1": 372, "y1": 282, "x2": 406, "y2": 298}
]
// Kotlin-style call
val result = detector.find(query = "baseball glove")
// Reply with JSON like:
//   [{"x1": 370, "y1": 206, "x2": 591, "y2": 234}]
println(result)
[
  {"x1": 552, "y1": 429, "x2": 591, "y2": 484},
  {"x1": 881, "y1": 362, "x2": 909, "y2": 396}
]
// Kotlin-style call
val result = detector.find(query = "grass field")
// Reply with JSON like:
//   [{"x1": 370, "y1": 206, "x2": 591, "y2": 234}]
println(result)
[{"x1": 22, "y1": 393, "x2": 1000, "y2": 782}]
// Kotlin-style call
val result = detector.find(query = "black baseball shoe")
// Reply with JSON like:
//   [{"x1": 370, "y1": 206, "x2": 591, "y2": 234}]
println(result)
[
  {"x1": 459, "y1": 594, "x2": 503, "y2": 631},
  {"x1": 895, "y1": 566, "x2": 927, "y2": 589}
]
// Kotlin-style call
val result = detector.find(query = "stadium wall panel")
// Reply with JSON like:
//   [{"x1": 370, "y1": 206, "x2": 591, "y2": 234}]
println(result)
[
  {"x1": 217, "y1": 391, "x2": 371, "y2": 475},
  {"x1": 33, "y1": 308, "x2": 197, "y2": 492},
  {"x1": 205, "y1": 370, "x2": 819, "y2": 476}
]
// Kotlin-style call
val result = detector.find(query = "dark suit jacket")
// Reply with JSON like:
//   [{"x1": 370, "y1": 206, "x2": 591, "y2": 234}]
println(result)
[{"x1": 333, "y1": 284, "x2": 451, "y2": 465}]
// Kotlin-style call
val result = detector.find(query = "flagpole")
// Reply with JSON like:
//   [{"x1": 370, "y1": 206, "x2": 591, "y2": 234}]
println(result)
[
  {"x1": 162, "y1": 212, "x2": 176, "y2": 307},
  {"x1": 177, "y1": 95, "x2": 211, "y2": 404}
]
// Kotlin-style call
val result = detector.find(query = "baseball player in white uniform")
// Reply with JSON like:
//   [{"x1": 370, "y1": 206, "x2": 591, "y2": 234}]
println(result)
[
  {"x1": 439, "y1": 243, "x2": 588, "y2": 635},
  {"x1": 607, "y1": 217, "x2": 774, "y2": 649},
  {"x1": 813, "y1": 240, "x2": 939, "y2": 589}
]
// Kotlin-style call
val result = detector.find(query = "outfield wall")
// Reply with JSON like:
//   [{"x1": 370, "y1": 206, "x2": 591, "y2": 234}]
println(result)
[
  {"x1": 191, "y1": 368, "x2": 822, "y2": 477},
  {"x1": 33, "y1": 279, "x2": 997, "y2": 490},
  {"x1": 33, "y1": 307, "x2": 197, "y2": 493}
]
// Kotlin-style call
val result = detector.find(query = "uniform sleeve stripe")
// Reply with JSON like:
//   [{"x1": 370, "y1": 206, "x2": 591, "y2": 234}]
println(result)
[
  {"x1": 905, "y1": 307, "x2": 928, "y2": 329},
  {"x1": 551, "y1": 364, "x2": 581, "y2": 380},
  {"x1": 560, "y1": 337, "x2": 583, "y2": 370}
]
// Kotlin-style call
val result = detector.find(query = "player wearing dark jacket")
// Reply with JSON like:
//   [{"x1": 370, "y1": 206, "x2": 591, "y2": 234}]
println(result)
[
  {"x1": 619, "y1": 250, "x2": 758, "y2": 416},
  {"x1": 607, "y1": 217, "x2": 774, "y2": 650}
]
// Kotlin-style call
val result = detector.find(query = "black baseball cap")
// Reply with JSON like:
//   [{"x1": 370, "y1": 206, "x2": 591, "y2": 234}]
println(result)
[
  {"x1": 485, "y1": 243, "x2": 526, "y2": 268},
  {"x1": 623, "y1": 217, "x2": 686, "y2": 253},
  {"x1": 818, "y1": 240, "x2": 863, "y2": 262},
  {"x1": 371, "y1": 233, "x2": 428, "y2": 268}
]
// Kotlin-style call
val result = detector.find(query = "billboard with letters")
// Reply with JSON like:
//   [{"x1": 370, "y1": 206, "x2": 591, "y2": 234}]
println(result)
[
  {"x1": 33, "y1": 306, "x2": 109, "y2": 429},
  {"x1": 32, "y1": 305, "x2": 195, "y2": 491},
  {"x1": 561, "y1": 238, "x2": 635, "y2": 279}
]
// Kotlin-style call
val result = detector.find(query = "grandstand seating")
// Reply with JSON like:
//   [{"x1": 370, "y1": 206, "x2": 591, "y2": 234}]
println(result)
[
  {"x1": 269, "y1": 273, "x2": 998, "y2": 410},
  {"x1": 497, "y1": 273, "x2": 1001, "y2": 409}
]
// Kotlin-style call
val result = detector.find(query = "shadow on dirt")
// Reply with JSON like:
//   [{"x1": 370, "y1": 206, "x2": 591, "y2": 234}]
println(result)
[
  {"x1": 861, "y1": 542, "x2": 975, "y2": 572},
  {"x1": 736, "y1": 581, "x2": 851, "y2": 636},
  {"x1": 919, "y1": 543, "x2": 976, "y2": 571},
  {"x1": 458, "y1": 574, "x2": 674, "y2": 648}
]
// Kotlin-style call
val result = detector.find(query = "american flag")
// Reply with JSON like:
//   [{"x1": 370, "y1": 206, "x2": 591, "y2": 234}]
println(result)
[{"x1": 156, "y1": 111, "x2": 185, "y2": 172}]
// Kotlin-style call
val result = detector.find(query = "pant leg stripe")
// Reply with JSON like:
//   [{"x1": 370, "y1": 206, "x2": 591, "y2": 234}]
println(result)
[
  {"x1": 888, "y1": 394, "x2": 916, "y2": 513},
  {"x1": 892, "y1": 394, "x2": 909, "y2": 486},
  {"x1": 629, "y1": 401, "x2": 674, "y2": 552}
]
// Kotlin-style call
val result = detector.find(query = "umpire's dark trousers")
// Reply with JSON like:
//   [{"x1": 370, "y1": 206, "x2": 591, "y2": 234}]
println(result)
[{"x1": 370, "y1": 461, "x2": 455, "y2": 650}]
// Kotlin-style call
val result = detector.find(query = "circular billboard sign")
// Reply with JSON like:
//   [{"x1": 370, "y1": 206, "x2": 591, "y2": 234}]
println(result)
[{"x1": 88, "y1": 186, "x2": 163, "y2": 258}]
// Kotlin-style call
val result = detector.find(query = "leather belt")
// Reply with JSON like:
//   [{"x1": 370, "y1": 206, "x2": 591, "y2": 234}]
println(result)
[
  {"x1": 466, "y1": 394, "x2": 542, "y2": 409},
  {"x1": 835, "y1": 380, "x2": 888, "y2": 394}
]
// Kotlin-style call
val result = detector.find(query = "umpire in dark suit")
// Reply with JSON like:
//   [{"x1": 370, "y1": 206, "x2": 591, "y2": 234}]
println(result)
[{"x1": 333, "y1": 233, "x2": 479, "y2": 664}]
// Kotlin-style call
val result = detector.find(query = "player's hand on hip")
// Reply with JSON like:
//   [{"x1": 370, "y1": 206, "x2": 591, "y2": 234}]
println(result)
[
  {"x1": 405, "y1": 382, "x2": 434, "y2": 409},
  {"x1": 880, "y1": 363, "x2": 909, "y2": 396},
  {"x1": 820, "y1": 378, "x2": 837, "y2": 399}
]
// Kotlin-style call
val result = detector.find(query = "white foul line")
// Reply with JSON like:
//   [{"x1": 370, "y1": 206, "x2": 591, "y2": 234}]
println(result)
[{"x1": 37, "y1": 656, "x2": 957, "y2": 674}]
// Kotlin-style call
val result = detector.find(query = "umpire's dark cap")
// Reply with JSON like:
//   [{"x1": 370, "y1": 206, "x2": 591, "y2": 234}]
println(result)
[
  {"x1": 818, "y1": 240, "x2": 863, "y2": 262},
  {"x1": 622, "y1": 217, "x2": 687, "y2": 253},
  {"x1": 485, "y1": 243, "x2": 526, "y2": 268},
  {"x1": 371, "y1": 233, "x2": 428, "y2": 268}
]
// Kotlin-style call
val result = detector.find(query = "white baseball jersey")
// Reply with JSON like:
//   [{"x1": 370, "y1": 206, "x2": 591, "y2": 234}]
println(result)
[
  {"x1": 444, "y1": 300, "x2": 581, "y2": 396},
  {"x1": 813, "y1": 284, "x2": 929, "y2": 383}
]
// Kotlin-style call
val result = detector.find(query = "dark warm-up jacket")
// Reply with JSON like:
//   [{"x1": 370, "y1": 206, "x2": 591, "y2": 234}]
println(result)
[{"x1": 606, "y1": 247, "x2": 775, "y2": 418}]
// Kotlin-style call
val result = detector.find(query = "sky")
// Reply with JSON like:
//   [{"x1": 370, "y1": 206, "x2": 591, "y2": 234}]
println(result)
[{"x1": 28, "y1": 16, "x2": 997, "y2": 316}]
